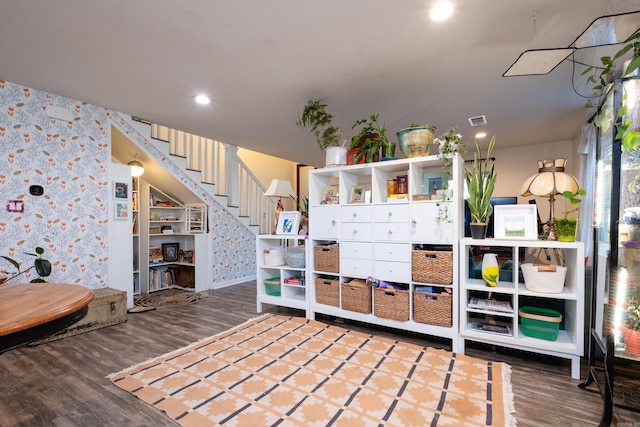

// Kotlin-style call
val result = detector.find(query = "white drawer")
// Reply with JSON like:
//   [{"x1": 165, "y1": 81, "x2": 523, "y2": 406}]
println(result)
[
  {"x1": 309, "y1": 205, "x2": 340, "y2": 239},
  {"x1": 341, "y1": 241, "x2": 372, "y2": 260},
  {"x1": 341, "y1": 258, "x2": 372, "y2": 278},
  {"x1": 410, "y1": 203, "x2": 454, "y2": 244},
  {"x1": 374, "y1": 204, "x2": 410, "y2": 223},
  {"x1": 341, "y1": 222, "x2": 372, "y2": 241},
  {"x1": 374, "y1": 242, "x2": 410, "y2": 262},
  {"x1": 341, "y1": 205, "x2": 372, "y2": 223},
  {"x1": 374, "y1": 260, "x2": 411, "y2": 283},
  {"x1": 374, "y1": 223, "x2": 410, "y2": 242}
]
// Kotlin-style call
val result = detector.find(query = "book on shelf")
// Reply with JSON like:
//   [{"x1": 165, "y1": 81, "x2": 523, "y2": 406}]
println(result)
[{"x1": 468, "y1": 297, "x2": 513, "y2": 313}]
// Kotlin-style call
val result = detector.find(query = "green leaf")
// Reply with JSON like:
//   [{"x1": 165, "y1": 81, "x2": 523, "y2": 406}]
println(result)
[{"x1": 1, "y1": 255, "x2": 21, "y2": 271}]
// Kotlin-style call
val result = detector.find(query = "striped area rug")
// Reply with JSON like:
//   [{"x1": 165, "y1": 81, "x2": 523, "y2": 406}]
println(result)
[{"x1": 109, "y1": 314, "x2": 516, "y2": 426}]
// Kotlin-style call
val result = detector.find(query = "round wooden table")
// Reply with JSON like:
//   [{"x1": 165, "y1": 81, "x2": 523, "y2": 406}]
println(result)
[{"x1": 0, "y1": 283, "x2": 94, "y2": 352}]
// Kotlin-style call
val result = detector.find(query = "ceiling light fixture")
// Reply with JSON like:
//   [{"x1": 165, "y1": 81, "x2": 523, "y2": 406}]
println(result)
[
  {"x1": 475, "y1": 132, "x2": 487, "y2": 139},
  {"x1": 430, "y1": 1, "x2": 453, "y2": 21},
  {"x1": 127, "y1": 153, "x2": 145, "y2": 177},
  {"x1": 194, "y1": 94, "x2": 211, "y2": 105}
]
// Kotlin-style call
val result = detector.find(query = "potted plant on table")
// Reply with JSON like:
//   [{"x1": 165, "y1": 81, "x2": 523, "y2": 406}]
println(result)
[
  {"x1": 556, "y1": 188, "x2": 586, "y2": 242},
  {"x1": 350, "y1": 114, "x2": 395, "y2": 163},
  {"x1": 0, "y1": 247, "x2": 52, "y2": 284},
  {"x1": 464, "y1": 137, "x2": 497, "y2": 239},
  {"x1": 396, "y1": 123, "x2": 437, "y2": 158},
  {"x1": 297, "y1": 98, "x2": 346, "y2": 166}
]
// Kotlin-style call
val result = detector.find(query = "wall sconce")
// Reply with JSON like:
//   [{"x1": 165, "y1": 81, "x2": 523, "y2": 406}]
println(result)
[
  {"x1": 263, "y1": 179, "x2": 294, "y2": 234},
  {"x1": 127, "y1": 154, "x2": 144, "y2": 177},
  {"x1": 520, "y1": 158, "x2": 580, "y2": 240}
]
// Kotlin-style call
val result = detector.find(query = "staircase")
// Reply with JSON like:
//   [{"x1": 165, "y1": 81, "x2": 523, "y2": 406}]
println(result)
[{"x1": 147, "y1": 122, "x2": 275, "y2": 235}]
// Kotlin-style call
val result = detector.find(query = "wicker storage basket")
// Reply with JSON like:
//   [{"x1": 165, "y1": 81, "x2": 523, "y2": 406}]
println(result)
[
  {"x1": 412, "y1": 250, "x2": 453, "y2": 284},
  {"x1": 341, "y1": 281, "x2": 372, "y2": 314},
  {"x1": 374, "y1": 287, "x2": 409, "y2": 321},
  {"x1": 413, "y1": 291, "x2": 452, "y2": 327},
  {"x1": 315, "y1": 277, "x2": 340, "y2": 306},
  {"x1": 314, "y1": 245, "x2": 339, "y2": 272}
]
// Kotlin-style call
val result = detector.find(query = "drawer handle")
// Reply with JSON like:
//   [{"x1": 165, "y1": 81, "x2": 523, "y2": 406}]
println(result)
[
  {"x1": 388, "y1": 230, "x2": 393, "y2": 235},
  {"x1": 353, "y1": 229, "x2": 358, "y2": 234},
  {"x1": 352, "y1": 212, "x2": 357, "y2": 218},
  {"x1": 411, "y1": 220, "x2": 417, "y2": 225},
  {"x1": 387, "y1": 211, "x2": 393, "y2": 217},
  {"x1": 331, "y1": 220, "x2": 337, "y2": 225}
]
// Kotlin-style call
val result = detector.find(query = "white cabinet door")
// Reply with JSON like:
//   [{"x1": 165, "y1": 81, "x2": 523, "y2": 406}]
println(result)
[
  {"x1": 374, "y1": 260, "x2": 411, "y2": 283},
  {"x1": 411, "y1": 203, "x2": 453, "y2": 244},
  {"x1": 374, "y1": 204, "x2": 410, "y2": 223},
  {"x1": 374, "y1": 223, "x2": 410, "y2": 242},
  {"x1": 341, "y1": 258, "x2": 373, "y2": 278},
  {"x1": 342, "y1": 241, "x2": 373, "y2": 260},
  {"x1": 341, "y1": 223, "x2": 373, "y2": 241},
  {"x1": 374, "y1": 242, "x2": 410, "y2": 262},
  {"x1": 309, "y1": 205, "x2": 340, "y2": 239},
  {"x1": 342, "y1": 205, "x2": 372, "y2": 223}
]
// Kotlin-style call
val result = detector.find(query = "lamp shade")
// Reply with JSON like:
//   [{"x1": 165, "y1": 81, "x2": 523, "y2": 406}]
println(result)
[
  {"x1": 127, "y1": 153, "x2": 144, "y2": 177},
  {"x1": 520, "y1": 158, "x2": 580, "y2": 197},
  {"x1": 264, "y1": 179, "x2": 294, "y2": 198}
]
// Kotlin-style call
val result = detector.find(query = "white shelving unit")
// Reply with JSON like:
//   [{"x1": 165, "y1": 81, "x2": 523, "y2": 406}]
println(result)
[
  {"x1": 308, "y1": 155, "x2": 464, "y2": 351},
  {"x1": 132, "y1": 176, "x2": 140, "y2": 294},
  {"x1": 458, "y1": 237, "x2": 585, "y2": 379},
  {"x1": 256, "y1": 235, "x2": 309, "y2": 317}
]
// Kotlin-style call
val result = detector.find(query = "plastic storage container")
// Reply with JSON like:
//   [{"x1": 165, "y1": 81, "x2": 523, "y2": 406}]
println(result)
[
  {"x1": 520, "y1": 263, "x2": 567, "y2": 293},
  {"x1": 519, "y1": 306, "x2": 562, "y2": 341},
  {"x1": 264, "y1": 277, "x2": 281, "y2": 296},
  {"x1": 263, "y1": 246, "x2": 285, "y2": 266}
]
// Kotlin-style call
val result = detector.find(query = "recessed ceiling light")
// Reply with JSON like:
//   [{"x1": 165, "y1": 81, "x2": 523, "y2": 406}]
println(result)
[
  {"x1": 475, "y1": 132, "x2": 487, "y2": 139},
  {"x1": 194, "y1": 94, "x2": 211, "y2": 105},
  {"x1": 431, "y1": 1, "x2": 453, "y2": 21}
]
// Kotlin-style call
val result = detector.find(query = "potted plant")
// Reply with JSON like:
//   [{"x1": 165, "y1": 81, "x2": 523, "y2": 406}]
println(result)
[
  {"x1": 0, "y1": 246, "x2": 52, "y2": 284},
  {"x1": 464, "y1": 137, "x2": 497, "y2": 239},
  {"x1": 556, "y1": 188, "x2": 586, "y2": 242},
  {"x1": 297, "y1": 98, "x2": 346, "y2": 166},
  {"x1": 396, "y1": 123, "x2": 436, "y2": 158},
  {"x1": 350, "y1": 114, "x2": 394, "y2": 163},
  {"x1": 434, "y1": 126, "x2": 468, "y2": 192},
  {"x1": 622, "y1": 287, "x2": 640, "y2": 356}
]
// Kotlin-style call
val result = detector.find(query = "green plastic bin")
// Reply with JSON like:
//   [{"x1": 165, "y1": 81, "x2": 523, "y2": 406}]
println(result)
[
  {"x1": 264, "y1": 277, "x2": 281, "y2": 296},
  {"x1": 519, "y1": 306, "x2": 562, "y2": 341}
]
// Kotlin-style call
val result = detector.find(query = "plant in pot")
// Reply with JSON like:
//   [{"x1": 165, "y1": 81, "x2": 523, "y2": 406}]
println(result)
[
  {"x1": 556, "y1": 188, "x2": 586, "y2": 242},
  {"x1": 396, "y1": 123, "x2": 437, "y2": 158},
  {"x1": 350, "y1": 114, "x2": 394, "y2": 163},
  {"x1": 433, "y1": 127, "x2": 467, "y2": 223},
  {"x1": 622, "y1": 287, "x2": 640, "y2": 356},
  {"x1": 297, "y1": 98, "x2": 346, "y2": 166},
  {"x1": 464, "y1": 137, "x2": 497, "y2": 239},
  {"x1": 0, "y1": 246, "x2": 52, "y2": 284}
]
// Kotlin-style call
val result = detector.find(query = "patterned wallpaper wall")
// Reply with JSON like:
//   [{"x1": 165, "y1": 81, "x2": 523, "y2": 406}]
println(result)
[{"x1": 0, "y1": 80, "x2": 255, "y2": 289}]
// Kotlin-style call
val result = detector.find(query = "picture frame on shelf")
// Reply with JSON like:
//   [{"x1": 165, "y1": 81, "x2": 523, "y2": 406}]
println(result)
[
  {"x1": 349, "y1": 185, "x2": 365, "y2": 203},
  {"x1": 276, "y1": 211, "x2": 301, "y2": 235},
  {"x1": 423, "y1": 173, "x2": 443, "y2": 196},
  {"x1": 321, "y1": 185, "x2": 339, "y2": 205},
  {"x1": 114, "y1": 202, "x2": 129, "y2": 220},
  {"x1": 182, "y1": 250, "x2": 194, "y2": 264},
  {"x1": 162, "y1": 243, "x2": 179, "y2": 262},
  {"x1": 114, "y1": 182, "x2": 128, "y2": 199},
  {"x1": 494, "y1": 204, "x2": 538, "y2": 240}
]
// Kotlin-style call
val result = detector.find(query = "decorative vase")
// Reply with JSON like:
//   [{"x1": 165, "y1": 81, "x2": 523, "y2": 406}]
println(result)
[
  {"x1": 396, "y1": 127, "x2": 434, "y2": 158},
  {"x1": 325, "y1": 147, "x2": 347, "y2": 167},
  {"x1": 470, "y1": 223, "x2": 487, "y2": 239},
  {"x1": 382, "y1": 141, "x2": 396, "y2": 160},
  {"x1": 481, "y1": 253, "x2": 499, "y2": 287},
  {"x1": 556, "y1": 218, "x2": 577, "y2": 242},
  {"x1": 623, "y1": 326, "x2": 640, "y2": 356}
]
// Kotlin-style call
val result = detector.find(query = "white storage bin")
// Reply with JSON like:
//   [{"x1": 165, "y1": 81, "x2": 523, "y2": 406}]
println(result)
[
  {"x1": 520, "y1": 263, "x2": 567, "y2": 293},
  {"x1": 263, "y1": 246, "x2": 285, "y2": 266}
]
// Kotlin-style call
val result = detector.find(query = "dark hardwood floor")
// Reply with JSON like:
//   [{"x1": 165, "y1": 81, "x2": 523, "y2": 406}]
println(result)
[{"x1": 0, "y1": 281, "x2": 638, "y2": 426}]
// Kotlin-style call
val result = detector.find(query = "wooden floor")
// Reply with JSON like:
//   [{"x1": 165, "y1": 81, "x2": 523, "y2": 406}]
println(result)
[{"x1": 0, "y1": 281, "x2": 638, "y2": 427}]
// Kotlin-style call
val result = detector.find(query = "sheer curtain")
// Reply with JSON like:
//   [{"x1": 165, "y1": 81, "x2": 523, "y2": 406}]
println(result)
[{"x1": 578, "y1": 122, "x2": 597, "y2": 265}]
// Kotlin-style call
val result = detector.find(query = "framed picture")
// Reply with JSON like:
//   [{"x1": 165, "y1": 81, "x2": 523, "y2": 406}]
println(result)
[
  {"x1": 114, "y1": 202, "x2": 129, "y2": 220},
  {"x1": 494, "y1": 205, "x2": 538, "y2": 240},
  {"x1": 321, "y1": 185, "x2": 339, "y2": 204},
  {"x1": 114, "y1": 182, "x2": 128, "y2": 199},
  {"x1": 423, "y1": 173, "x2": 443, "y2": 196},
  {"x1": 162, "y1": 243, "x2": 179, "y2": 262},
  {"x1": 276, "y1": 211, "x2": 301, "y2": 235},
  {"x1": 349, "y1": 185, "x2": 365, "y2": 203}
]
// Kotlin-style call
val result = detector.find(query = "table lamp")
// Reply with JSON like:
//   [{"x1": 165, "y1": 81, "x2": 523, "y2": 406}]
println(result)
[{"x1": 264, "y1": 179, "x2": 294, "y2": 234}]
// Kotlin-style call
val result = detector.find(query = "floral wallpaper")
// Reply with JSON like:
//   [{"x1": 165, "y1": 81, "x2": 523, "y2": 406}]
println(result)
[{"x1": 0, "y1": 80, "x2": 255, "y2": 289}]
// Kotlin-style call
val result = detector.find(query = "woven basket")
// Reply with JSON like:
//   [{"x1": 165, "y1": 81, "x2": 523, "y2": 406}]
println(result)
[
  {"x1": 341, "y1": 281, "x2": 372, "y2": 314},
  {"x1": 413, "y1": 291, "x2": 452, "y2": 327},
  {"x1": 412, "y1": 250, "x2": 453, "y2": 284},
  {"x1": 374, "y1": 287, "x2": 409, "y2": 321},
  {"x1": 314, "y1": 245, "x2": 339, "y2": 273},
  {"x1": 315, "y1": 277, "x2": 340, "y2": 306}
]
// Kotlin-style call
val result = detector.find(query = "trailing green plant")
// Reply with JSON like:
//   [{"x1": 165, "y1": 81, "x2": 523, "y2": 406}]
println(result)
[
  {"x1": 350, "y1": 114, "x2": 393, "y2": 163},
  {"x1": 464, "y1": 137, "x2": 497, "y2": 224},
  {"x1": 434, "y1": 126, "x2": 468, "y2": 189},
  {"x1": 560, "y1": 188, "x2": 587, "y2": 219},
  {"x1": 1, "y1": 247, "x2": 52, "y2": 284},
  {"x1": 296, "y1": 98, "x2": 344, "y2": 153}
]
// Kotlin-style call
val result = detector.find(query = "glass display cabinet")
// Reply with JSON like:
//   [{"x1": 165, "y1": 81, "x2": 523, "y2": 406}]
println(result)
[{"x1": 581, "y1": 75, "x2": 640, "y2": 426}]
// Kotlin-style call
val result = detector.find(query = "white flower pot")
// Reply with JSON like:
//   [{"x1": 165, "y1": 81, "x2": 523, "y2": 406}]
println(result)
[{"x1": 325, "y1": 147, "x2": 347, "y2": 167}]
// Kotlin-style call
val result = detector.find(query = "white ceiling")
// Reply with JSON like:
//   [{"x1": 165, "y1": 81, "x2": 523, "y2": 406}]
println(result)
[{"x1": 1, "y1": 1, "x2": 639, "y2": 167}]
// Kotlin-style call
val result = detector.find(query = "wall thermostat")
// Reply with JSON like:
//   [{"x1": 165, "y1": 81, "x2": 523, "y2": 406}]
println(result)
[{"x1": 29, "y1": 185, "x2": 44, "y2": 196}]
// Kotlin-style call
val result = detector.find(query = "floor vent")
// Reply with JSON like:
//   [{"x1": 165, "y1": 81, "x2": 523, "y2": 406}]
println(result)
[{"x1": 468, "y1": 115, "x2": 487, "y2": 127}]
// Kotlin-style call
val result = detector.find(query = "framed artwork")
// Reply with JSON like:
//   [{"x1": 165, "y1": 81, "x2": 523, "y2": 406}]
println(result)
[
  {"x1": 114, "y1": 182, "x2": 128, "y2": 199},
  {"x1": 321, "y1": 185, "x2": 339, "y2": 205},
  {"x1": 276, "y1": 211, "x2": 301, "y2": 235},
  {"x1": 162, "y1": 243, "x2": 179, "y2": 262},
  {"x1": 494, "y1": 205, "x2": 538, "y2": 240},
  {"x1": 423, "y1": 173, "x2": 443, "y2": 196},
  {"x1": 114, "y1": 202, "x2": 129, "y2": 220},
  {"x1": 349, "y1": 185, "x2": 365, "y2": 203},
  {"x1": 182, "y1": 250, "x2": 194, "y2": 264}
]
